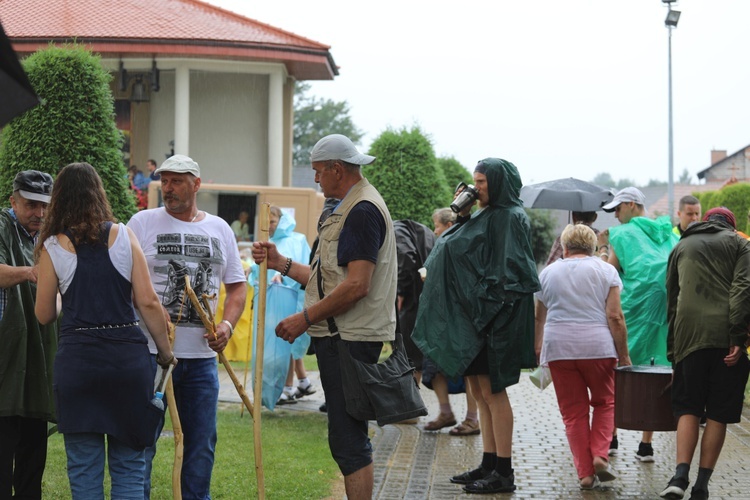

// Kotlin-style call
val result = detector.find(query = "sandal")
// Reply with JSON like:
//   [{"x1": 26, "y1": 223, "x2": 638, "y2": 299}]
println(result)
[
  {"x1": 449, "y1": 419, "x2": 480, "y2": 436},
  {"x1": 594, "y1": 456, "x2": 616, "y2": 482},
  {"x1": 463, "y1": 470, "x2": 516, "y2": 494},
  {"x1": 450, "y1": 466, "x2": 491, "y2": 485},
  {"x1": 295, "y1": 384, "x2": 317, "y2": 398},
  {"x1": 424, "y1": 412, "x2": 456, "y2": 431},
  {"x1": 580, "y1": 476, "x2": 601, "y2": 490}
]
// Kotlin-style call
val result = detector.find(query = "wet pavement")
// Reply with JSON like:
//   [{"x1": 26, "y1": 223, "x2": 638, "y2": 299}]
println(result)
[{"x1": 219, "y1": 368, "x2": 750, "y2": 499}]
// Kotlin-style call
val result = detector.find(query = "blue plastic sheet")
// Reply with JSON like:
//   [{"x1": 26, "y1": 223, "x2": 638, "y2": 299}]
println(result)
[{"x1": 252, "y1": 283, "x2": 298, "y2": 410}]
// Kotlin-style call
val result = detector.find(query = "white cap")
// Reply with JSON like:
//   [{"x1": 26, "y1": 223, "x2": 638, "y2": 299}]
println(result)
[
  {"x1": 310, "y1": 134, "x2": 375, "y2": 165},
  {"x1": 602, "y1": 187, "x2": 646, "y2": 212},
  {"x1": 154, "y1": 154, "x2": 200, "y2": 178}
]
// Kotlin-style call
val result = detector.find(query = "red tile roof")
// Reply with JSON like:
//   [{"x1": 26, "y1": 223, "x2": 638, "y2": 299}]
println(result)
[{"x1": 0, "y1": 0, "x2": 337, "y2": 80}]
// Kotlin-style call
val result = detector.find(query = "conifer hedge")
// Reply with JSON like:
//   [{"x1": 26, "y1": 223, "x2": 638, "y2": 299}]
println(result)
[
  {"x1": 0, "y1": 45, "x2": 136, "y2": 221},
  {"x1": 363, "y1": 126, "x2": 452, "y2": 227}
]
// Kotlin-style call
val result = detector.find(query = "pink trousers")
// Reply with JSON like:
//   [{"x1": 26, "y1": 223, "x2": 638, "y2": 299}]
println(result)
[{"x1": 549, "y1": 358, "x2": 617, "y2": 479}]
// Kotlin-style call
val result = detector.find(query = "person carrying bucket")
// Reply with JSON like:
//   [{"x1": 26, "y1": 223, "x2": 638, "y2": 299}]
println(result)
[{"x1": 597, "y1": 187, "x2": 679, "y2": 462}]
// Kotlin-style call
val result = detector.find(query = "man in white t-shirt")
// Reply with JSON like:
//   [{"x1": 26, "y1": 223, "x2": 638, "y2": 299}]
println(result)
[{"x1": 127, "y1": 154, "x2": 246, "y2": 499}]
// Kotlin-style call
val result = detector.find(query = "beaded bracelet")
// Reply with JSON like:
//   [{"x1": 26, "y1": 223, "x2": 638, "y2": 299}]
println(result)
[
  {"x1": 303, "y1": 308, "x2": 313, "y2": 327},
  {"x1": 281, "y1": 257, "x2": 292, "y2": 277}
]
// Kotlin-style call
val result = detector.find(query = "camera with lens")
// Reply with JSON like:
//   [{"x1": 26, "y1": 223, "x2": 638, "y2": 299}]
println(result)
[{"x1": 450, "y1": 182, "x2": 479, "y2": 213}]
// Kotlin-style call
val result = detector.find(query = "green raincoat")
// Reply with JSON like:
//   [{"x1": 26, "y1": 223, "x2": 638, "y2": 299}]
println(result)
[
  {"x1": 0, "y1": 209, "x2": 57, "y2": 421},
  {"x1": 609, "y1": 216, "x2": 678, "y2": 367},
  {"x1": 412, "y1": 158, "x2": 540, "y2": 393}
]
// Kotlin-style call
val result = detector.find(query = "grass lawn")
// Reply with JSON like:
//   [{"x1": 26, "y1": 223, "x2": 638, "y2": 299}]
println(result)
[{"x1": 41, "y1": 404, "x2": 340, "y2": 499}]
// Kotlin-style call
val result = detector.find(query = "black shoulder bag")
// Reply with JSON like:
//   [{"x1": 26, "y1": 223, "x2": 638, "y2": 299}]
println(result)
[{"x1": 316, "y1": 260, "x2": 427, "y2": 426}]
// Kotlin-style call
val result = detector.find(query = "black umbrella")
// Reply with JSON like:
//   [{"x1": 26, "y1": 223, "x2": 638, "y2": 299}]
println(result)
[
  {"x1": 520, "y1": 177, "x2": 615, "y2": 212},
  {"x1": 0, "y1": 21, "x2": 39, "y2": 128}
]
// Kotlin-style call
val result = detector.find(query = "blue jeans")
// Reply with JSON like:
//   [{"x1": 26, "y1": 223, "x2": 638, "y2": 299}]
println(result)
[
  {"x1": 144, "y1": 357, "x2": 219, "y2": 500},
  {"x1": 313, "y1": 336, "x2": 382, "y2": 476},
  {"x1": 64, "y1": 432, "x2": 145, "y2": 499}
]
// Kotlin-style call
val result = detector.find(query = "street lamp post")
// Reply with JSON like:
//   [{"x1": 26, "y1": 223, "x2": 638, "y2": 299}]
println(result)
[{"x1": 663, "y1": 0, "x2": 681, "y2": 221}]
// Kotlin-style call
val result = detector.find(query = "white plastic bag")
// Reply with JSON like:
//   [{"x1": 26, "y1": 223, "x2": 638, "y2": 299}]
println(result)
[{"x1": 529, "y1": 366, "x2": 552, "y2": 390}]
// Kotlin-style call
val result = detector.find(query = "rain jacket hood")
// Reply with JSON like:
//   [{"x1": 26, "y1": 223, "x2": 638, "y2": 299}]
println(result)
[
  {"x1": 412, "y1": 158, "x2": 539, "y2": 393},
  {"x1": 270, "y1": 210, "x2": 297, "y2": 243},
  {"x1": 479, "y1": 157, "x2": 524, "y2": 209}
]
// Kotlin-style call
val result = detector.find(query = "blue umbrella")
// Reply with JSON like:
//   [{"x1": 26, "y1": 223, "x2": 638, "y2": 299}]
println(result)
[{"x1": 520, "y1": 177, "x2": 615, "y2": 212}]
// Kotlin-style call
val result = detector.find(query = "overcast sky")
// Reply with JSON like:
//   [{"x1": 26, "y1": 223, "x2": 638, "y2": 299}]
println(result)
[{"x1": 207, "y1": 0, "x2": 749, "y2": 187}]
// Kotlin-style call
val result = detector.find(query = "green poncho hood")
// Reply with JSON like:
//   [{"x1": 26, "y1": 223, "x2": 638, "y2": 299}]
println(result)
[{"x1": 412, "y1": 158, "x2": 539, "y2": 392}]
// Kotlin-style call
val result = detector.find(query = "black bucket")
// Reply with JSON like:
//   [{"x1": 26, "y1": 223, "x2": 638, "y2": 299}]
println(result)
[{"x1": 615, "y1": 365, "x2": 676, "y2": 431}]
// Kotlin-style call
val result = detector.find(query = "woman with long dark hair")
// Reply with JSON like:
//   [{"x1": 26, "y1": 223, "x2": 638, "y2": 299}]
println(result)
[{"x1": 35, "y1": 162, "x2": 175, "y2": 499}]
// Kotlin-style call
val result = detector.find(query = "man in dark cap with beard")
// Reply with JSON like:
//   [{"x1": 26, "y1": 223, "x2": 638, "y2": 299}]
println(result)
[
  {"x1": 0, "y1": 170, "x2": 57, "y2": 500},
  {"x1": 661, "y1": 207, "x2": 750, "y2": 500}
]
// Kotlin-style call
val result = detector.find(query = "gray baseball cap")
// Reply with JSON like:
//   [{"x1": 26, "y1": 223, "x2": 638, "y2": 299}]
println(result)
[
  {"x1": 155, "y1": 154, "x2": 200, "y2": 178},
  {"x1": 12, "y1": 170, "x2": 53, "y2": 203},
  {"x1": 310, "y1": 134, "x2": 375, "y2": 166},
  {"x1": 602, "y1": 187, "x2": 646, "y2": 212}
]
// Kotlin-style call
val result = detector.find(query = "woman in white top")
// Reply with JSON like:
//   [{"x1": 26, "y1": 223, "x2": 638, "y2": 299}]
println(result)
[
  {"x1": 35, "y1": 162, "x2": 175, "y2": 499},
  {"x1": 535, "y1": 223, "x2": 631, "y2": 490}
]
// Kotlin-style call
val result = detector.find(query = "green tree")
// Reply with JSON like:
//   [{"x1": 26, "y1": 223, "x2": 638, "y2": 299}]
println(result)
[
  {"x1": 592, "y1": 173, "x2": 640, "y2": 190},
  {"x1": 0, "y1": 45, "x2": 136, "y2": 220},
  {"x1": 678, "y1": 168, "x2": 693, "y2": 184},
  {"x1": 592, "y1": 173, "x2": 616, "y2": 188},
  {"x1": 293, "y1": 82, "x2": 363, "y2": 166},
  {"x1": 363, "y1": 126, "x2": 452, "y2": 226},
  {"x1": 647, "y1": 178, "x2": 667, "y2": 187},
  {"x1": 615, "y1": 178, "x2": 637, "y2": 190},
  {"x1": 712, "y1": 183, "x2": 750, "y2": 234},
  {"x1": 526, "y1": 208, "x2": 556, "y2": 266},
  {"x1": 436, "y1": 156, "x2": 472, "y2": 193}
]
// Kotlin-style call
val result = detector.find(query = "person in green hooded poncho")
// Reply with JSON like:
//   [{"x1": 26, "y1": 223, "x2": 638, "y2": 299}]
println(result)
[
  {"x1": 0, "y1": 171, "x2": 57, "y2": 499},
  {"x1": 412, "y1": 158, "x2": 539, "y2": 494},
  {"x1": 597, "y1": 186, "x2": 679, "y2": 463}
]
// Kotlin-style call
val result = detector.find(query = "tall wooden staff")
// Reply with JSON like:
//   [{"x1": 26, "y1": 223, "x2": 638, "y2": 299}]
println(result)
[
  {"x1": 183, "y1": 243, "x2": 268, "y2": 497},
  {"x1": 253, "y1": 202, "x2": 270, "y2": 497},
  {"x1": 164, "y1": 322, "x2": 183, "y2": 499}
]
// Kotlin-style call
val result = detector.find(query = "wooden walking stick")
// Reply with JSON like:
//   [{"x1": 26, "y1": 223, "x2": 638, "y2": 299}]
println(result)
[
  {"x1": 164, "y1": 321, "x2": 183, "y2": 499},
  {"x1": 252, "y1": 202, "x2": 271, "y2": 498},
  {"x1": 183, "y1": 274, "x2": 266, "y2": 498},
  {"x1": 241, "y1": 295, "x2": 253, "y2": 418},
  {"x1": 183, "y1": 276, "x2": 254, "y2": 416}
]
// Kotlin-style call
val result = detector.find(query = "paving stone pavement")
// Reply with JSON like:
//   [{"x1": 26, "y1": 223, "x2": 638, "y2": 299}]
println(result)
[{"x1": 219, "y1": 368, "x2": 750, "y2": 499}]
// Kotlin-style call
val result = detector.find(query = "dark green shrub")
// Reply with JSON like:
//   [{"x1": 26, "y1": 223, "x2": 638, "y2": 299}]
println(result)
[
  {"x1": 713, "y1": 183, "x2": 750, "y2": 233},
  {"x1": 437, "y1": 156, "x2": 472, "y2": 194},
  {"x1": 363, "y1": 126, "x2": 452, "y2": 226},
  {"x1": 526, "y1": 208, "x2": 556, "y2": 266},
  {"x1": 0, "y1": 44, "x2": 136, "y2": 220},
  {"x1": 695, "y1": 190, "x2": 717, "y2": 212}
]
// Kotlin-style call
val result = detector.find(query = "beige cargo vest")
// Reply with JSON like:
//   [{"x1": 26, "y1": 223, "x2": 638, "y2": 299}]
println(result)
[{"x1": 304, "y1": 178, "x2": 397, "y2": 342}]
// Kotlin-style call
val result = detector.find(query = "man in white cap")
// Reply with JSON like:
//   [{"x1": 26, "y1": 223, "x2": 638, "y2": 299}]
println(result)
[
  {"x1": 0, "y1": 170, "x2": 57, "y2": 500},
  {"x1": 597, "y1": 186, "x2": 679, "y2": 462},
  {"x1": 127, "y1": 154, "x2": 246, "y2": 499},
  {"x1": 252, "y1": 134, "x2": 397, "y2": 499}
]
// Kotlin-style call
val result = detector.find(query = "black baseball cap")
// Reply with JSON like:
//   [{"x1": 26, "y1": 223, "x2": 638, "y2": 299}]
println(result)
[{"x1": 12, "y1": 170, "x2": 53, "y2": 203}]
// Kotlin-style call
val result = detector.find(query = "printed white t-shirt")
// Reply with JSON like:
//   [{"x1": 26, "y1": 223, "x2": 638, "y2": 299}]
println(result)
[
  {"x1": 127, "y1": 208, "x2": 245, "y2": 358},
  {"x1": 536, "y1": 255, "x2": 622, "y2": 365}
]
